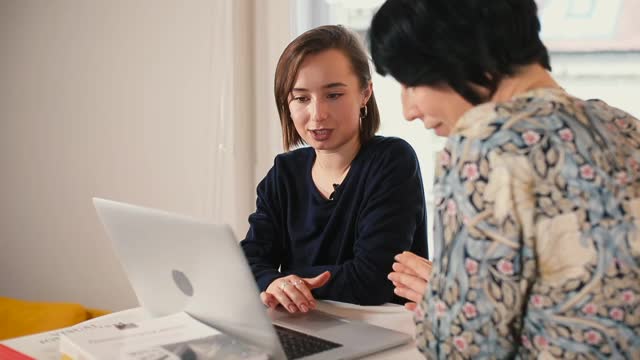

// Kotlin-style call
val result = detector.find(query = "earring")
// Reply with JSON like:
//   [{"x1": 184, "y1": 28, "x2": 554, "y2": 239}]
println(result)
[{"x1": 360, "y1": 105, "x2": 368, "y2": 121}]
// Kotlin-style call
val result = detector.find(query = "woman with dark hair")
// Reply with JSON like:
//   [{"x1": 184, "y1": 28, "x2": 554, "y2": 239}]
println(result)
[
  {"x1": 370, "y1": 0, "x2": 640, "y2": 358},
  {"x1": 240, "y1": 25, "x2": 428, "y2": 312}
]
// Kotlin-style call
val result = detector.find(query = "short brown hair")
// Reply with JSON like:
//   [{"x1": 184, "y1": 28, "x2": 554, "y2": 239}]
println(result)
[{"x1": 274, "y1": 25, "x2": 380, "y2": 151}]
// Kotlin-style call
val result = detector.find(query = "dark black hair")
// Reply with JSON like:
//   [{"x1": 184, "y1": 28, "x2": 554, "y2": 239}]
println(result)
[{"x1": 368, "y1": 0, "x2": 551, "y2": 105}]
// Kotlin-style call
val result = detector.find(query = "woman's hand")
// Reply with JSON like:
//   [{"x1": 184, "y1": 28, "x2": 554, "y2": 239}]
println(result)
[
  {"x1": 387, "y1": 251, "x2": 433, "y2": 311},
  {"x1": 261, "y1": 271, "x2": 331, "y2": 313}
]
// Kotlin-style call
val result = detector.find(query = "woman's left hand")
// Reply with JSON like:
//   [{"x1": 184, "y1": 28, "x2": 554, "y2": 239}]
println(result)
[
  {"x1": 387, "y1": 251, "x2": 433, "y2": 311},
  {"x1": 260, "y1": 271, "x2": 331, "y2": 313}
]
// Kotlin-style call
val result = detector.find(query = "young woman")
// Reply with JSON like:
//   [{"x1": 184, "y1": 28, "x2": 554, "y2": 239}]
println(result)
[
  {"x1": 240, "y1": 25, "x2": 428, "y2": 313},
  {"x1": 370, "y1": 0, "x2": 640, "y2": 358}
]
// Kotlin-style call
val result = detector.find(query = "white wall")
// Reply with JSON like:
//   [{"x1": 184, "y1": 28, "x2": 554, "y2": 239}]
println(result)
[
  {"x1": 253, "y1": 1, "x2": 296, "y2": 182},
  {"x1": 550, "y1": 52, "x2": 640, "y2": 119},
  {"x1": 0, "y1": 0, "x2": 259, "y2": 311}
]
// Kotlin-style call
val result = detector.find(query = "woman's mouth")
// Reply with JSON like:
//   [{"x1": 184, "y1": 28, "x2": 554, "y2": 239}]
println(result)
[
  {"x1": 431, "y1": 123, "x2": 449, "y2": 136},
  {"x1": 310, "y1": 129, "x2": 332, "y2": 141}
]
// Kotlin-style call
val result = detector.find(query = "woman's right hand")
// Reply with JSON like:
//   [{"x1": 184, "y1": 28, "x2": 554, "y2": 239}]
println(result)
[
  {"x1": 261, "y1": 271, "x2": 331, "y2": 313},
  {"x1": 387, "y1": 251, "x2": 432, "y2": 311}
]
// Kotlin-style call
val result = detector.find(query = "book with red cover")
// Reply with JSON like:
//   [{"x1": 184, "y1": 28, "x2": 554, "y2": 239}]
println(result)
[{"x1": 0, "y1": 344, "x2": 35, "y2": 360}]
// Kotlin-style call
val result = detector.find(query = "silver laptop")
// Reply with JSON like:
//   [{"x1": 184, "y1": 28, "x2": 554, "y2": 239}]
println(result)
[{"x1": 92, "y1": 198, "x2": 412, "y2": 360}]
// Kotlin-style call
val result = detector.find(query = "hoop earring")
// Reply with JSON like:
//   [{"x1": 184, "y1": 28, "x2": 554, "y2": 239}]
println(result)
[{"x1": 360, "y1": 105, "x2": 368, "y2": 121}]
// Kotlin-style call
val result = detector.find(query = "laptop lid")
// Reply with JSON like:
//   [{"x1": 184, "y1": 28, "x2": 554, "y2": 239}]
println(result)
[
  {"x1": 93, "y1": 198, "x2": 411, "y2": 360},
  {"x1": 93, "y1": 198, "x2": 285, "y2": 359}
]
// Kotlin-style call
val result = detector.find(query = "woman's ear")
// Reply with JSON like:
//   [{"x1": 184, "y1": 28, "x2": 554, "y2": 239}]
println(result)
[{"x1": 362, "y1": 81, "x2": 373, "y2": 106}]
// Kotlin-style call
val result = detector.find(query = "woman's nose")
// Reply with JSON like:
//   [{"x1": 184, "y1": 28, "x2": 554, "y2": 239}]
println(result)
[{"x1": 310, "y1": 100, "x2": 329, "y2": 122}]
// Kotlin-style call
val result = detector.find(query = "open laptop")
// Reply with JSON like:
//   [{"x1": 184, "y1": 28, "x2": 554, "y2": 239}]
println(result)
[{"x1": 92, "y1": 198, "x2": 412, "y2": 360}]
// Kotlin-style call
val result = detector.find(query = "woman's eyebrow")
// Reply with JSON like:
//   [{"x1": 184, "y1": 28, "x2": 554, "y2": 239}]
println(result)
[{"x1": 292, "y1": 82, "x2": 348, "y2": 92}]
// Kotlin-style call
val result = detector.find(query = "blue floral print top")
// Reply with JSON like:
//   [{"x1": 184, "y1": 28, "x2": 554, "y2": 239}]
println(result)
[{"x1": 417, "y1": 88, "x2": 640, "y2": 359}]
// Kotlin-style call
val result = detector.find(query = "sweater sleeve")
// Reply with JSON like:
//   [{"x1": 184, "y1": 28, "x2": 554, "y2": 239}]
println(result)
[
  {"x1": 288, "y1": 140, "x2": 427, "y2": 305},
  {"x1": 239, "y1": 160, "x2": 286, "y2": 292}
]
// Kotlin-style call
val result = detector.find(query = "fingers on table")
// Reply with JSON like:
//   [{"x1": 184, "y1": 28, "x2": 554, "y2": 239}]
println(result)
[
  {"x1": 291, "y1": 278, "x2": 316, "y2": 309},
  {"x1": 273, "y1": 278, "x2": 313, "y2": 313},
  {"x1": 260, "y1": 291, "x2": 278, "y2": 309}
]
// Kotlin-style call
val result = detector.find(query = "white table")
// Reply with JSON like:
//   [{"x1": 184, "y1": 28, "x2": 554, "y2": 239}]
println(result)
[{"x1": 2, "y1": 301, "x2": 424, "y2": 359}]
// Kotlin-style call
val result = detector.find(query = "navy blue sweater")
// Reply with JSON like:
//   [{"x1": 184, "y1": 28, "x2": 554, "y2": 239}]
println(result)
[{"x1": 240, "y1": 136, "x2": 428, "y2": 305}]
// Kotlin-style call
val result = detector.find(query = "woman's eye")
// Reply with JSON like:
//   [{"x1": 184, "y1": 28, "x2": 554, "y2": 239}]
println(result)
[
  {"x1": 327, "y1": 93, "x2": 343, "y2": 100},
  {"x1": 293, "y1": 96, "x2": 309, "y2": 103}
]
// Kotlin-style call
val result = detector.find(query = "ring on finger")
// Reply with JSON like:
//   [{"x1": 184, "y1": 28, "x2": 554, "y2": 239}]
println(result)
[
  {"x1": 279, "y1": 280, "x2": 292, "y2": 291},
  {"x1": 291, "y1": 279, "x2": 303, "y2": 287}
]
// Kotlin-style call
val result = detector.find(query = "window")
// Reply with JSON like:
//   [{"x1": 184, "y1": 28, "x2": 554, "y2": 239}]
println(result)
[{"x1": 538, "y1": 0, "x2": 640, "y2": 120}]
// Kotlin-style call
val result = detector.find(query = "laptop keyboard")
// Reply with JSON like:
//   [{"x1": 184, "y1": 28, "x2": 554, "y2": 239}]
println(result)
[{"x1": 274, "y1": 324, "x2": 342, "y2": 359}]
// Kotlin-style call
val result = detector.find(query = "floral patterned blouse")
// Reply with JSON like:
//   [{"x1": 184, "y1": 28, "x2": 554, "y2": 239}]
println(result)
[{"x1": 416, "y1": 88, "x2": 640, "y2": 359}]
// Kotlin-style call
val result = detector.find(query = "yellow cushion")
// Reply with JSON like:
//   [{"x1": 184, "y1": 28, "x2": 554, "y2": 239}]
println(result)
[
  {"x1": 85, "y1": 307, "x2": 110, "y2": 319},
  {"x1": 0, "y1": 297, "x2": 110, "y2": 340}
]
